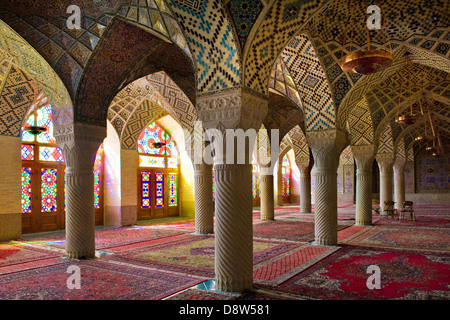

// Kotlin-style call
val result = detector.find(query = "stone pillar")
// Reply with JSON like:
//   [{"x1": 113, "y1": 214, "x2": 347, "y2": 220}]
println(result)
[
  {"x1": 352, "y1": 145, "x2": 376, "y2": 226},
  {"x1": 260, "y1": 165, "x2": 275, "y2": 220},
  {"x1": 197, "y1": 88, "x2": 268, "y2": 292},
  {"x1": 296, "y1": 159, "x2": 312, "y2": 213},
  {"x1": 193, "y1": 161, "x2": 214, "y2": 234},
  {"x1": 55, "y1": 123, "x2": 106, "y2": 259},
  {"x1": 376, "y1": 153, "x2": 395, "y2": 213},
  {"x1": 307, "y1": 129, "x2": 347, "y2": 246},
  {"x1": 393, "y1": 158, "x2": 406, "y2": 209}
]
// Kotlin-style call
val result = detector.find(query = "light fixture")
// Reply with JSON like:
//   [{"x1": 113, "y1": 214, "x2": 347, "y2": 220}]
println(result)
[
  {"x1": 22, "y1": 126, "x2": 47, "y2": 135},
  {"x1": 395, "y1": 53, "x2": 423, "y2": 125},
  {"x1": 151, "y1": 142, "x2": 166, "y2": 149},
  {"x1": 339, "y1": 0, "x2": 393, "y2": 75}
]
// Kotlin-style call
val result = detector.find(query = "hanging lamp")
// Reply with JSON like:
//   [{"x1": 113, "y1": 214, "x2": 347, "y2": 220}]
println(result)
[
  {"x1": 340, "y1": 0, "x2": 393, "y2": 75},
  {"x1": 395, "y1": 53, "x2": 423, "y2": 125}
]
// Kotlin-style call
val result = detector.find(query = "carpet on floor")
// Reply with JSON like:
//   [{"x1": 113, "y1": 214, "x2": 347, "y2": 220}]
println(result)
[
  {"x1": 344, "y1": 226, "x2": 450, "y2": 252},
  {"x1": 103, "y1": 234, "x2": 303, "y2": 278},
  {"x1": 0, "y1": 260, "x2": 206, "y2": 300},
  {"x1": 275, "y1": 245, "x2": 450, "y2": 300},
  {"x1": 0, "y1": 243, "x2": 63, "y2": 267},
  {"x1": 253, "y1": 244, "x2": 340, "y2": 286},
  {"x1": 253, "y1": 220, "x2": 350, "y2": 242},
  {"x1": 20, "y1": 226, "x2": 188, "y2": 251}
]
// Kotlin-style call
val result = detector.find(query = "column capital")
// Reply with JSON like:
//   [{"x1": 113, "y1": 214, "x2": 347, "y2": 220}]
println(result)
[
  {"x1": 376, "y1": 152, "x2": 395, "y2": 172},
  {"x1": 393, "y1": 156, "x2": 406, "y2": 170},
  {"x1": 196, "y1": 88, "x2": 268, "y2": 131},
  {"x1": 306, "y1": 129, "x2": 347, "y2": 170},
  {"x1": 352, "y1": 144, "x2": 377, "y2": 172},
  {"x1": 54, "y1": 122, "x2": 106, "y2": 169}
]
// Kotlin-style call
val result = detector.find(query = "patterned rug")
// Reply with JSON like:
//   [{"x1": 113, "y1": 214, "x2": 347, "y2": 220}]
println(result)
[
  {"x1": 0, "y1": 243, "x2": 63, "y2": 267},
  {"x1": 344, "y1": 226, "x2": 450, "y2": 252},
  {"x1": 338, "y1": 226, "x2": 369, "y2": 242},
  {"x1": 374, "y1": 216, "x2": 450, "y2": 228},
  {"x1": 103, "y1": 234, "x2": 302, "y2": 278},
  {"x1": 0, "y1": 260, "x2": 205, "y2": 300},
  {"x1": 276, "y1": 246, "x2": 450, "y2": 300},
  {"x1": 166, "y1": 287, "x2": 302, "y2": 300},
  {"x1": 20, "y1": 226, "x2": 188, "y2": 251},
  {"x1": 253, "y1": 220, "x2": 350, "y2": 242},
  {"x1": 253, "y1": 244, "x2": 340, "y2": 286}
]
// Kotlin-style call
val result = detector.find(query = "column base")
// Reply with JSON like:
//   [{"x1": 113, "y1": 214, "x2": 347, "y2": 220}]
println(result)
[
  {"x1": 313, "y1": 237, "x2": 338, "y2": 246},
  {"x1": 66, "y1": 250, "x2": 96, "y2": 260},
  {"x1": 215, "y1": 275, "x2": 253, "y2": 293}
]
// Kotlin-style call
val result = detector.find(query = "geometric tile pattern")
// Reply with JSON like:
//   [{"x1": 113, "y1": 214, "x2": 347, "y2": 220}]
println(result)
[
  {"x1": 286, "y1": 125, "x2": 309, "y2": 161},
  {"x1": 0, "y1": 19, "x2": 72, "y2": 125},
  {"x1": 377, "y1": 124, "x2": 394, "y2": 154},
  {"x1": 166, "y1": 0, "x2": 241, "y2": 94},
  {"x1": 145, "y1": 71, "x2": 198, "y2": 134},
  {"x1": 347, "y1": 98, "x2": 374, "y2": 146},
  {"x1": 340, "y1": 145, "x2": 354, "y2": 165},
  {"x1": 226, "y1": 0, "x2": 264, "y2": 49},
  {"x1": 243, "y1": 0, "x2": 329, "y2": 95},
  {"x1": 0, "y1": 0, "x2": 191, "y2": 102},
  {"x1": 281, "y1": 33, "x2": 335, "y2": 131},
  {"x1": 269, "y1": 57, "x2": 303, "y2": 108},
  {"x1": 0, "y1": 65, "x2": 37, "y2": 136}
]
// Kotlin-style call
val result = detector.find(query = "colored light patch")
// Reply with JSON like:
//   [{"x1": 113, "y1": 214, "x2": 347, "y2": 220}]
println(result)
[{"x1": 41, "y1": 168, "x2": 57, "y2": 212}]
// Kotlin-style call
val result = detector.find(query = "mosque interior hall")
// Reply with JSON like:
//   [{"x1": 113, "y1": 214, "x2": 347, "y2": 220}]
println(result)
[{"x1": 0, "y1": 0, "x2": 449, "y2": 301}]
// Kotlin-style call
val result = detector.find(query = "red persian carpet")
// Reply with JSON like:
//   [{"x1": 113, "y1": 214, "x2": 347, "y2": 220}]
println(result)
[
  {"x1": 0, "y1": 243, "x2": 63, "y2": 268},
  {"x1": 103, "y1": 234, "x2": 302, "y2": 278},
  {"x1": 275, "y1": 246, "x2": 450, "y2": 300},
  {"x1": 0, "y1": 260, "x2": 206, "y2": 300},
  {"x1": 253, "y1": 244, "x2": 340, "y2": 286},
  {"x1": 344, "y1": 226, "x2": 450, "y2": 252},
  {"x1": 20, "y1": 226, "x2": 188, "y2": 250},
  {"x1": 253, "y1": 220, "x2": 350, "y2": 242}
]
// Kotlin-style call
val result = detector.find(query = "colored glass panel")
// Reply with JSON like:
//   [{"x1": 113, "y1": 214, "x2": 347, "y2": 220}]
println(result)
[
  {"x1": 39, "y1": 146, "x2": 65, "y2": 162},
  {"x1": 21, "y1": 167, "x2": 32, "y2": 213},
  {"x1": 169, "y1": 173, "x2": 177, "y2": 207},
  {"x1": 139, "y1": 155, "x2": 166, "y2": 168},
  {"x1": 137, "y1": 122, "x2": 178, "y2": 156},
  {"x1": 155, "y1": 172, "x2": 164, "y2": 207},
  {"x1": 141, "y1": 172, "x2": 151, "y2": 209},
  {"x1": 252, "y1": 173, "x2": 258, "y2": 198},
  {"x1": 21, "y1": 114, "x2": 35, "y2": 142},
  {"x1": 21, "y1": 144, "x2": 34, "y2": 161},
  {"x1": 94, "y1": 144, "x2": 104, "y2": 171},
  {"x1": 167, "y1": 157, "x2": 178, "y2": 168},
  {"x1": 41, "y1": 168, "x2": 57, "y2": 212},
  {"x1": 36, "y1": 105, "x2": 56, "y2": 144},
  {"x1": 94, "y1": 170, "x2": 100, "y2": 209},
  {"x1": 282, "y1": 155, "x2": 291, "y2": 196}
]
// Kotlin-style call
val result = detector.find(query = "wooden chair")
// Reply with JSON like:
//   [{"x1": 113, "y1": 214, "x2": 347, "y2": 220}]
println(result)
[
  {"x1": 383, "y1": 201, "x2": 397, "y2": 220},
  {"x1": 400, "y1": 201, "x2": 416, "y2": 221}
]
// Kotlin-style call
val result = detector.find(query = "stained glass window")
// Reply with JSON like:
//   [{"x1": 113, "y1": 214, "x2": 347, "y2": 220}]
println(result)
[
  {"x1": 41, "y1": 168, "x2": 57, "y2": 212},
  {"x1": 94, "y1": 144, "x2": 103, "y2": 209},
  {"x1": 21, "y1": 113, "x2": 35, "y2": 142},
  {"x1": 141, "y1": 172, "x2": 151, "y2": 209},
  {"x1": 137, "y1": 122, "x2": 178, "y2": 156},
  {"x1": 139, "y1": 155, "x2": 166, "y2": 168},
  {"x1": 282, "y1": 154, "x2": 291, "y2": 196},
  {"x1": 167, "y1": 157, "x2": 178, "y2": 168},
  {"x1": 155, "y1": 172, "x2": 164, "y2": 207},
  {"x1": 21, "y1": 144, "x2": 34, "y2": 161},
  {"x1": 36, "y1": 105, "x2": 56, "y2": 144},
  {"x1": 169, "y1": 173, "x2": 177, "y2": 207},
  {"x1": 252, "y1": 153, "x2": 260, "y2": 198},
  {"x1": 21, "y1": 168, "x2": 32, "y2": 213},
  {"x1": 39, "y1": 146, "x2": 65, "y2": 162}
]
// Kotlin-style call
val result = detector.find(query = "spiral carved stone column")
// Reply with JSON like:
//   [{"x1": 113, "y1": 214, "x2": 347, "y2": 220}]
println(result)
[
  {"x1": 193, "y1": 162, "x2": 214, "y2": 234},
  {"x1": 214, "y1": 163, "x2": 253, "y2": 291},
  {"x1": 352, "y1": 145, "x2": 376, "y2": 226},
  {"x1": 55, "y1": 123, "x2": 106, "y2": 259},
  {"x1": 307, "y1": 129, "x2": 347, "y2": 246},
  {"x1": 394, "y1": 159, "x2": 406, "y2": 210},
  {"x1": 260, "y1": 165, "x2": 274, "y2": 221},
  {"x1": 196, "y1": 88, "x2": 268, "y2": 292},
  {"x1": 296, "y1": 160, "x2": 312, "y2": 213},
  {"x1": 376, "y1": 153, "x2": 395, "y2": 213}
]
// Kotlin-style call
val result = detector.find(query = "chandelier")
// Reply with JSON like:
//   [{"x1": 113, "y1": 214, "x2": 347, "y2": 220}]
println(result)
[
  {"x1": 339, "y1": 1, "x2": 393, "y2": 75},
  {"x1": 395, "y1": 53, "x2": 423, "y2": 125},
  {"x1": 415, "y1": 100, "x2": 433, "y2": 142},
  {"x1": 22, "y1": 126, "x2": 47, "y2": 135}
]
